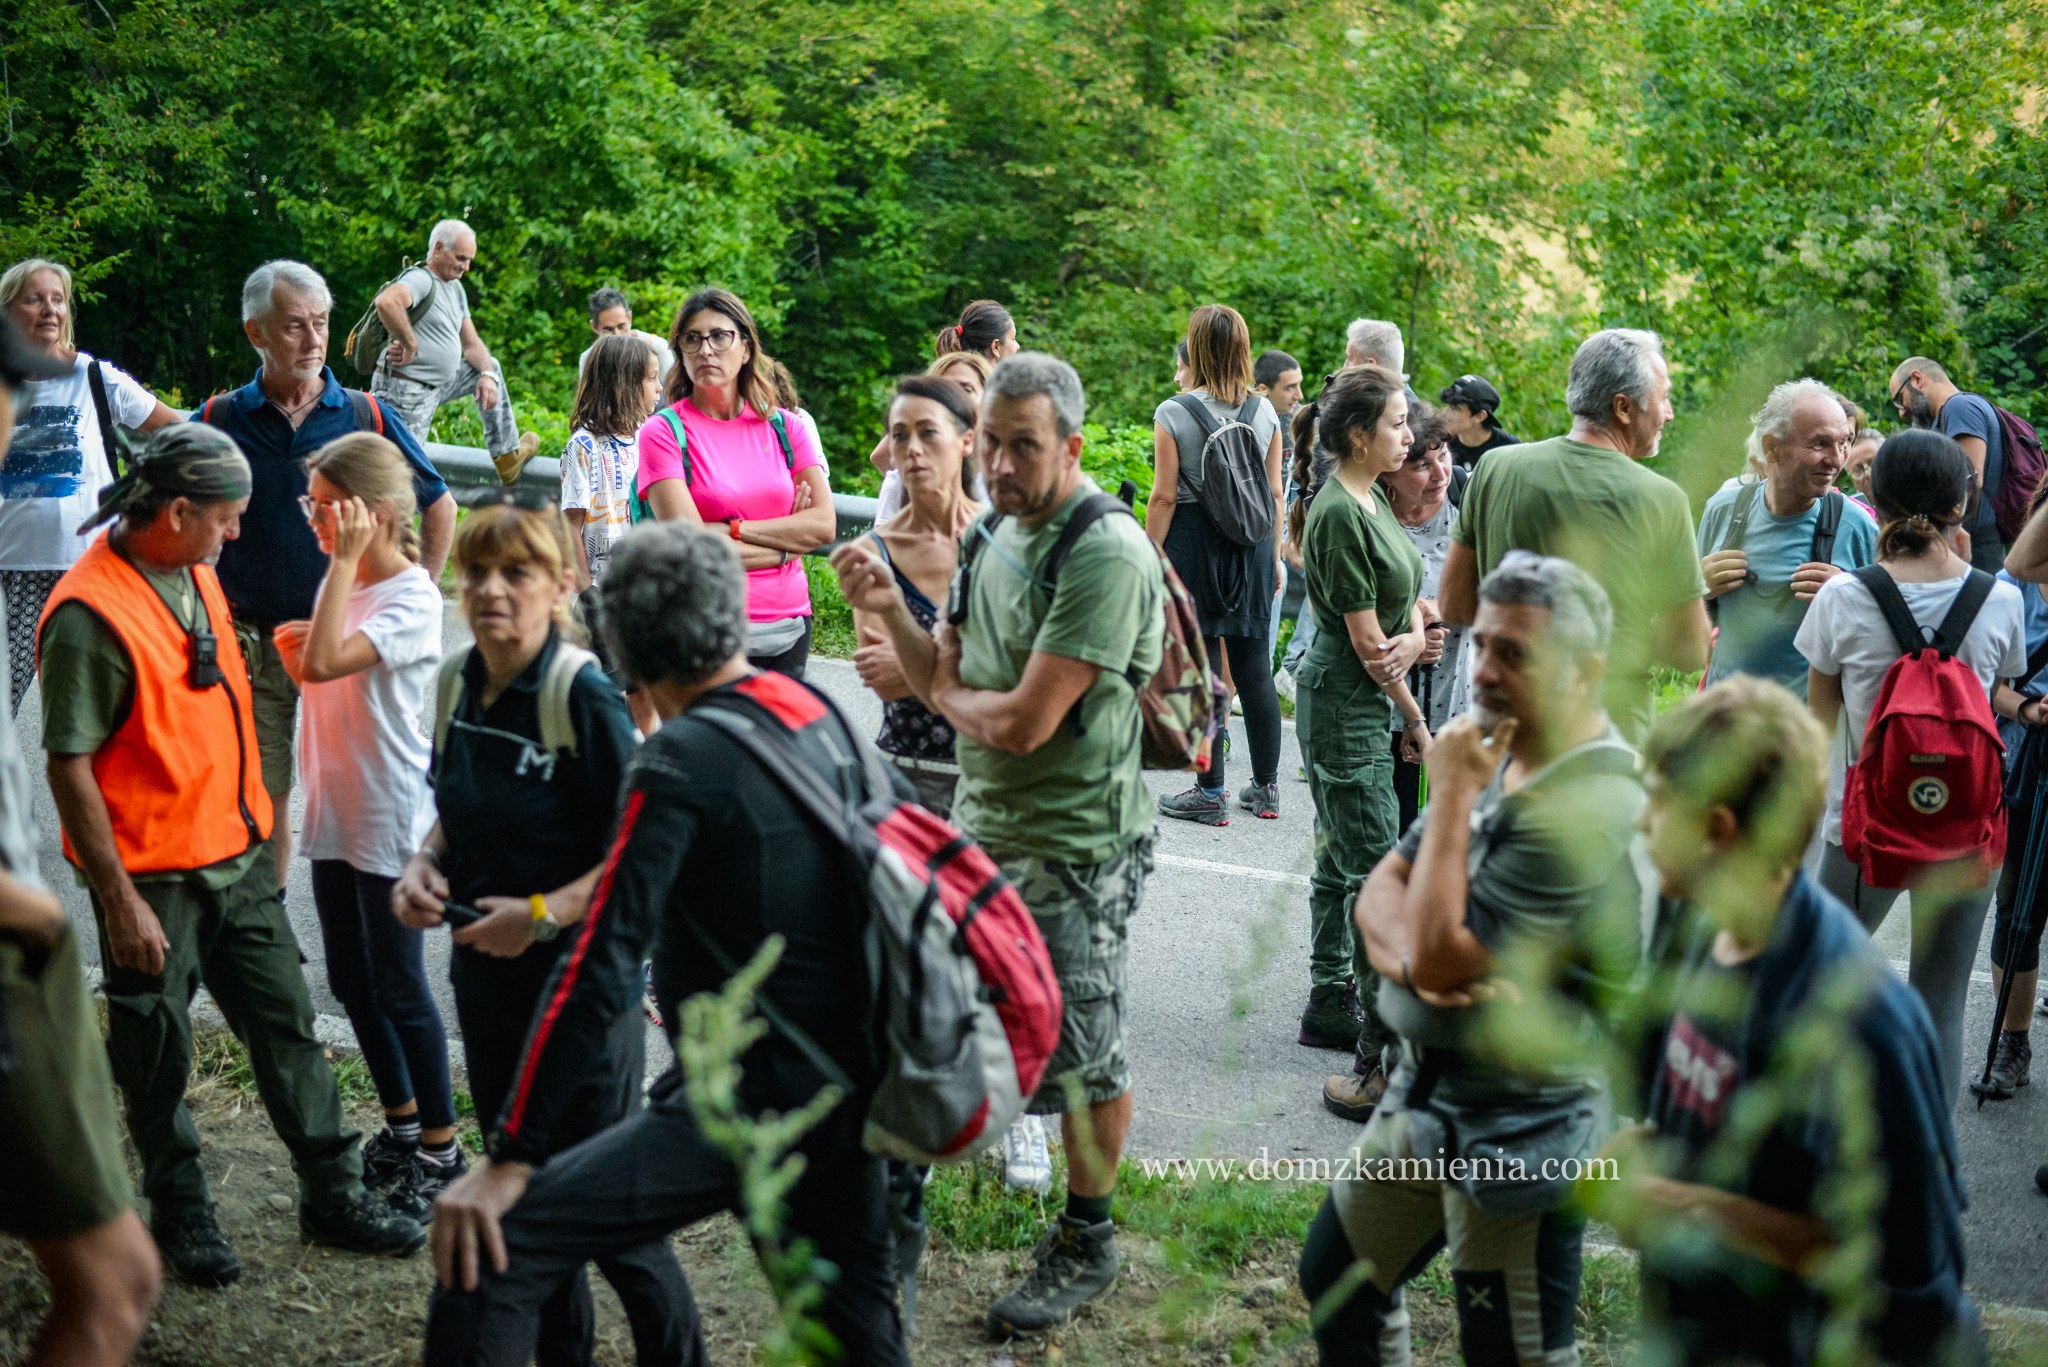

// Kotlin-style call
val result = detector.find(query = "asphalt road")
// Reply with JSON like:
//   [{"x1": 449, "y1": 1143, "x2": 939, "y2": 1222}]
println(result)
[{"x1": 18, "y1": 620, "x2": 2047, "y2": 1313}]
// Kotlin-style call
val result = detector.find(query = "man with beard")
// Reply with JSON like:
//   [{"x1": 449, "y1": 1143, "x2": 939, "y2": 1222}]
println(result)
[
  {"x1": 1299, "y1": 552, "x2": 1646, "y2": 1366},
  {"x1": 1888, "y1": 356, "x2": 2007, "y2": 573},
  {"x1": 833, "y1": 353, "x2": 1164, "y2": 1337}
]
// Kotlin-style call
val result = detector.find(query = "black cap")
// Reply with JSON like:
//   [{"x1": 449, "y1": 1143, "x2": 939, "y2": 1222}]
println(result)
[
  {"x1": 0, "y1": 313, "x2": 69, "y2": 391},
  {"x1": 1438, "y1": 374, "x2": 1502, "y2": 418}
]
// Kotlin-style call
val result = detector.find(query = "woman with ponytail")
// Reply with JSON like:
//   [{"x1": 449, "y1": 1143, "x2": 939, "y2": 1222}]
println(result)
[
  {"x1": 271, "y1": 432, "x2": 458, "y2": 1212},
  {"x1": 933, "y1": 298, "x2": 1018, "y2": 362},
  {"x1": 1797, "y1": 428, "x2": 2030, "y2": 1098}
]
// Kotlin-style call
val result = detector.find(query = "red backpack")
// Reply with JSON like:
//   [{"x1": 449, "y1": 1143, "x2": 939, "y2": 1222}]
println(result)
[
  {"x1": 1840, "y1": 566, "x2": 2008, "y2": 889},
  {"x1": 691, "y1": 675, "x2": 1062, "y2": 1164}
]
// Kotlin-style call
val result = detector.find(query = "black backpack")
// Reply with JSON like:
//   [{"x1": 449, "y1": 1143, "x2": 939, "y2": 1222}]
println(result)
[
  {"x1": 1172, "y1": 393, "x2": 1274, "y2": 545},
  {"x1": 1706, "y1": 483, "x2": 1846, "y2": 620}
]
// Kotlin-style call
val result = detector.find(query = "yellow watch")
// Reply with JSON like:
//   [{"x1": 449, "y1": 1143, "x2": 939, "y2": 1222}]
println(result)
[{"x1": 529, "y1": 892, "x2": 560, "y2": 943}]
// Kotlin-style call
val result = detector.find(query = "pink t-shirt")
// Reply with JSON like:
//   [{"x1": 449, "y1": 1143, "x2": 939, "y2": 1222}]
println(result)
[{"x1": 635, "y1": 398, "x2": 826, "y2": 621}]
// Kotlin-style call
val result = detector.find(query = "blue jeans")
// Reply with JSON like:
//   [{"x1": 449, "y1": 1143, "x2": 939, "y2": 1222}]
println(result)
[
  {"x1": 309, "y1": 860, "x2": 457, "y2": 1130},
  {"x1": 1283, "y1": 608, "x2": 1319, "y2": 675}
]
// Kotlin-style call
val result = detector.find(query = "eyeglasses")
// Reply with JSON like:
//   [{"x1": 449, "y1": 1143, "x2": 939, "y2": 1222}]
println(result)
[
  {"x1": 1891, "y1": 377, "x2": 1912, "y2": 416},
  {"x1": 679, "y1": 328, "x2": 740, "y2": 355},
  {"x1": 297, "y1": 494, "x2": 335, "y2": 523}
]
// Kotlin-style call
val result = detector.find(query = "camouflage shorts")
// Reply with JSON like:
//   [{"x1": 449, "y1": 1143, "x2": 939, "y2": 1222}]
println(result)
[{"x1": 988, "y1": 833, "x2": 1155, "y2": 1114}]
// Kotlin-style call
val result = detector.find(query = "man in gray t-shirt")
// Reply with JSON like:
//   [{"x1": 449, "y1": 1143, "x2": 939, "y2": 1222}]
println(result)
[
  {"x1": 370, "y1": 218, "x2": 539, "y2": 484},
  {"x1": 1890, "y1": 355, "x2": 2007, "y2": 573}
]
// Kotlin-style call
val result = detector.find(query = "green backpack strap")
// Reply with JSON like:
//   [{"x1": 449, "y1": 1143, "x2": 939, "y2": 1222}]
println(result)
[
  {"x1": 768, "y1": 409, "x2": 796, "y2": 469},
  {"x1": 633, "y1": 406, "x2": 691, "y2": 525}
]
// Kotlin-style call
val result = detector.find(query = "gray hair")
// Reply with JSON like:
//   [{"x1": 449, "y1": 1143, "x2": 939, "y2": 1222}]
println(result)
[
  {"x1": 1745, "y1": 377, "x2": 1842, "y2": 474},
  {"x1": 598, "y1": 524, "x2": 747, "y2": 688},
  {"x1": 0, "y1": 258, "x2": 74, "y2": 348},
  {"x1": 1478, "y1": 551, "x2": 1613, "y2": 663},
  {"x1": 429, "y1": 218, "x2": 475, "y2": 255},
  {"x1": 1345, "y1": 318, "x2": 1405, "y2": 374},
  {"x1": 240, "y1": 260, "x2": 333, "y2": 326},
  {"x1": 587, "y1": 287, "x2": 629, "y2": 320},
  {"x1": 1565, "y1": 328, "x2": 1664, "y2": 424},
  {"x1": 984, "y1": 351, "x2": 1086, "y2": 439}
]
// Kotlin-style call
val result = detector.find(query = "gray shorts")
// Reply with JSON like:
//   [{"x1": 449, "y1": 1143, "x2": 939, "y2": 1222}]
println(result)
[{"x1": 989, "y1": 833, "x2": 1153, "y2": 1114}]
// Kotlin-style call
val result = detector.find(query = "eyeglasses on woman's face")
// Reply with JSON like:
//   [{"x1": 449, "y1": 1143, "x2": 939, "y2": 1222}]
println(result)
[
  {"x1": 297, "y1": 494, "x2": 336, "y2": 523},
  {"x1": 679, "y1": 328, "x2": 740, "y2": 355}
]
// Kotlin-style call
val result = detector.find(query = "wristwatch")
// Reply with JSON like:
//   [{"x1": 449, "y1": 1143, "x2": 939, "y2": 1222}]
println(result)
[
  {"x1": 528, "y1": 892, "x2": 560, "y2": 943},
  {"x1": 726, "y1": 518, "x2": 745, "y2": 541}
]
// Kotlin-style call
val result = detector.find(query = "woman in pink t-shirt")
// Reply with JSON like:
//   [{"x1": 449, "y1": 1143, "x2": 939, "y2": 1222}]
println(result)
[{"x1": 637, "y1": 287, "x2": 835, "y2": 677}]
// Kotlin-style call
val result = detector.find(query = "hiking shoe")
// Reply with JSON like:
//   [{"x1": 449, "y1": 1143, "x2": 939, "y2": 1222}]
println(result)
[
  {"x1": 1002, "y1": 1114, "x2": 1053, "y2": 1196},
  {"x1": 151, "y1": 1207, "x2": 242, "y2": 1288},
  {"x1": 1158, "y1": 785, "x2": 1229, "y2": 826},
  {"x1": 492, "y1": 431, "x2": 542, "y2": 486},
  {"x1": 299, "y1": 1190, "x2": 427, "y2": 1257},
  {"x1": 1238, "y1": 781, "x2": 1280, "y2": 819},
  {"x1": 1298, "y1": 981, "x2": 1363, "y2": 1050},
  {"x1": 986, "y1": 1215, "x2": 1120, "y2": 1336},
  {"x1": 1323, "y1": 1063, "x2": 1390, "y2": 1123},
  {"x1": 1274, "y1": 667, "x2": 1297, "y2": 703},
  {"x1": 360, "y1": 1126, "x2": 420, "y2": 1191},
  {"x1": 1230, "y1": 692, "x2": 1244, "y2": 716},
  {"x1": 385, "y1": 1147, "x2": 471, "y2": 1223},
  {"x1": 1970, "y1": 1031, "x2": 2032, "y2": 1100}
]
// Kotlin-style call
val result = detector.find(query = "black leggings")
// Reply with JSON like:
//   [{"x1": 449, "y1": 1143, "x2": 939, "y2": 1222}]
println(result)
[{"x1": 1202, "y1": 634, "x2": 1280, "y2": 790}]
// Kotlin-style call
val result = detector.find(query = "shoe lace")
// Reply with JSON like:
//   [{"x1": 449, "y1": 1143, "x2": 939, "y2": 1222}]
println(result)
[{"x1": 1020, "y1": 1226, "x2": 1088, "y2": 1294}]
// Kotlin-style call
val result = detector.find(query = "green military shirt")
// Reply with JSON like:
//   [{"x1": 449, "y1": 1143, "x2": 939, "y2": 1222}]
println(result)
[
  {"x1": 39, "y1": 561, "x2": 265, "y2": 890},
  {"x1": 952, "y1": 480, "x2": 1165, "y2": 865},
  {"x1": 1303, "y1": 478, "x2": 1424, "y2": 649},
  {"x1": 1451, "y1": 436, "x2": 1706, "y2": 737}
]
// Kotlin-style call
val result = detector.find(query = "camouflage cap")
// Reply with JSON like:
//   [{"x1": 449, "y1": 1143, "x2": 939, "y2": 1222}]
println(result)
[{"x1": 79, "y1": 422, "x2": 253, "y2": 533}]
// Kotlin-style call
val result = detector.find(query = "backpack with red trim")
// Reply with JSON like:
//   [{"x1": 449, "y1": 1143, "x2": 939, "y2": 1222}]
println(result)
[
  {"x1": 691, "y1": 677, "x2": 1062, "y2": 1165},
  {"x1": 1839, "y1": 566, "x2": 2008, "y2": 889}
]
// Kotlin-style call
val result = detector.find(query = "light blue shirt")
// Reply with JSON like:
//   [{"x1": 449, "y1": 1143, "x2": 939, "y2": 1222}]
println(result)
[
  {"x1": 1998, "y1": 570, "x2": 2048, "y2": 755},
  {"x1": 1697, "y1": 483, "x2": 1878, "y2": 696}
]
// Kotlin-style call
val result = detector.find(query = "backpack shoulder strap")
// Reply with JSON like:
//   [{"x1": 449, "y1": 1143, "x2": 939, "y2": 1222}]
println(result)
[
  {"x1": 1931, "y1": 569, "x2": 1996, "y2": 659},
  {"x1": 1235, "y1": 394, "x2": 1263, "y2": 427},
  {"x1": 432, "y1": 647, "x2": 473, "y2": 759},
  {"x1": 86, "y1": 361, "x2": 123, "y2": 476},
  {"x1": 1449, "y1": 463, "x2": 1471, "y2": 511},
  {"x1": 1719, "y1": 480, "x2": 1765, "y2": 556},
  {"x1": 958, "y1": 510, "x2": 1005, "y2": 570},
  {"x1": 346, "y1": 388, "x2": 385, "y2": 436},
  {"x1": 1852, "y1": 565, "x2": 1932, "y2": 658},
  {"x1": 658, "y1": 406, "x2": 691, "y2": 487},
  {"x1": 1809, "y1": 489, "x2": 1845, "y2": 566},
  {"x1": 538, "y1": 643, "x2": 602, "y2": 756},
  {"x1": 1171, "y1": 392, "x2": 1222, "y2": 440},
  {"x1": 1039, "y1": 493, "x2": 1131, "y2": 593},
  {"x1": 403, "y1": 262, "x2": 439, "y2": 325},
  {"x1": 768, "y1": 409, "x2": 795, "y2": 470}
]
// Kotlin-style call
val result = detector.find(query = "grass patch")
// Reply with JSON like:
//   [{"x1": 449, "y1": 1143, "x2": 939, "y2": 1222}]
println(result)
[{"x1": 806, "y1": 554, "x2": 858, "y2": 659}]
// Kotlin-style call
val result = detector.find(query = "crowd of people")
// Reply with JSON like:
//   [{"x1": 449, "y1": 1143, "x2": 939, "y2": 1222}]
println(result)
[{"x1": 0, "y1": 230, "x2": 2042, "y2": 1367}]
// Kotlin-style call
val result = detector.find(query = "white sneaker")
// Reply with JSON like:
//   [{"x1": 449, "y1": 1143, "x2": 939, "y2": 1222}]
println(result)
[
  {"x1": 1273, "y1": 668, "x2": 1297, "y2": 703},
  {"x1": 1229, "y1": 692, "x2": 1244, "y2": 716},
  {"x1": 1002, "y1": 1114, "x2": 1053, "y2": 1195}
]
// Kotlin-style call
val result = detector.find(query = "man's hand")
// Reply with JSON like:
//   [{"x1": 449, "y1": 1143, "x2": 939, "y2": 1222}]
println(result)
[
  {"x1": 384, "y1": 337, "x2": 418, "y2": 368},
  {"x1": 474, "y1": 372, "x2": 501, "y2": 412},
  {"x1": 1368, "y1": 632, "x2": 1426, "y2": 685},
  {"x1": 829, "y1": 541, "x2": 908, "y2": 618},
  {"x1": 431, "y1": 1159, "x2": 531, "y2": 1292},
  {"x1": 1424, "y1": 715, "x2": 1514, "y2": 798},
  {"x1": 452, "y1": 898, "x2": 538, "y2": 958},
  {"x1": 0, "y1": 873, "x2": 67, "y2": 954},
  {"x1": 105, "y1": 886, "x2": 170, "y2": 975},
  {"x1": 392, "y1": 853, "x2": 450, "y2": 930},
  {"x1": 1701, "y1": 548, "x2": 1749, "y2": 600},
  {"x1": 853, "y1": 625, "x2": 907, "y2": 696},
  {"x1": 931, "y1": 620, "x2": 964, "y2": 690},
  {"x1": 1788, "y1": 561, "x2": 1841, "y2": 602}
]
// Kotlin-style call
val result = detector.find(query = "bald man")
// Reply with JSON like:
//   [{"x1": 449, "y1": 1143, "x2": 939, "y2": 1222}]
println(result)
[{"x1": 1889, "y1": 355, "x2": 2006, "y2": 572}]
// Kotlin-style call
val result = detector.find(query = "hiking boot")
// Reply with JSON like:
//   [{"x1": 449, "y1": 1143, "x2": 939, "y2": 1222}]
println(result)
[
  {"x1": 299, "y1": 1190, "x2": 428, "y2": 1257},
  {"x1": 986, "y1": 1214, "x2": 1120, "y2": 1336},
  {"x1": 151, "y1": 1207, "x2": 242, "y2": 1288},
  {"x1": 1238, "y1": 781, "x2": 1279, "y2": 819},
  {"x1": 1298, "y1": 981, "x2": 1363, "y2": 1050},
  {"x1": 1158, "y1": 785, "x2": 1229, "y2": 826},
  {"x1": 1970, "y1": 1031, "x2": 2032, "y2": 1100},
  {"x1": 360, "y1": 1126, "x2": 419, "y2": 1191},
  {"x1": 1002, "y1": 1114, "x2": 1053, "y2": 1195},
  {"x1": 384, "y1": 1147, "x2": 471, "y2": 1223},
  {"x1": 492, "y1": 431, "x2": 542, "y2": 486},
  {"x1": 1323, "y1": 1061, "x2": 1390, "y2": 1123}
]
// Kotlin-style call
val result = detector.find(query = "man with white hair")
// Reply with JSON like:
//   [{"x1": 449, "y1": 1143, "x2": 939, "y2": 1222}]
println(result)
[
  {"x1": 1695, "y1": 379, "x2": 1876, "y2": 695},
  {"x1": 1345, "y1": 318, "x2": 1405, "y2": 375},
  {"x1": 1441, "y1": 327, "x2": 1709, "y2": 738},
  {"x1": 198, "y1": 259, "x2": 454, "y2": 887},
  {"x1": 370, "y1": 219, "x2": 540, "y2": 484}
]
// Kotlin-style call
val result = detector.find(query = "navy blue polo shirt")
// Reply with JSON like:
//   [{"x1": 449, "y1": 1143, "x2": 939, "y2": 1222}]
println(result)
[{"x1": 199, "y1": 367, "x2": 449, "y2": 628}]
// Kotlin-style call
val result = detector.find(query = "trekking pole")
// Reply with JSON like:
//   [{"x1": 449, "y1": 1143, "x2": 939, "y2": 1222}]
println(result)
[{"x1": 1980, "y1": 728, "x2": 2047, "y2": 1106}]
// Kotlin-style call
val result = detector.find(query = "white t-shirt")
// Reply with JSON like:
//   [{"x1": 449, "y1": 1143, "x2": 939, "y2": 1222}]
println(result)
[
  {"x1": 297, "y1": 566, "x2": 444, "y2": 875},
  {"x1": 0, "y1": 353, "x2": 156, "y2": 571},
  {"x1": 1795, "y1": 567, "x2": 2027, "y2": 844}
]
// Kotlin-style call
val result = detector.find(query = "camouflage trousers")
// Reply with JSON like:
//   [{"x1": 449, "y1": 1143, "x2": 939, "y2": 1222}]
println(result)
[{"x1": 986, "y1": 833, "x2": 1155, "y2": 1114}]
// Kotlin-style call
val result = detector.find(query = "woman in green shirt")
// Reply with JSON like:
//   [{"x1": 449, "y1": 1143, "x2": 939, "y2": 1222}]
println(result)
[{"x1": 1289, "y1": 363, "x2": 1431, "y2": 1121}]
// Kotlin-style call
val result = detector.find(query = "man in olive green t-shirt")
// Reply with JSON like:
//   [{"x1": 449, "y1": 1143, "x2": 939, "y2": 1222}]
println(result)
[
  {"x1": 1441, "y1": 328, "x2": 1709, "y2": 737},
  {"x1": 833, "y1": 355, "x2": 1163, "y2": 1338}
]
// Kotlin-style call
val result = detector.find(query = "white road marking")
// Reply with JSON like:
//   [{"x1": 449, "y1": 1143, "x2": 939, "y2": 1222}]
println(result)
[{"x1": 1156, "y1": 851, "x2": 1312, "y2": 887}]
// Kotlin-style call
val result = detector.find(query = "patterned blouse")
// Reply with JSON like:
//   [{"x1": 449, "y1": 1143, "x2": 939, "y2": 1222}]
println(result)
[{"x1": 868, "y1": 532, "x2": 959, "y2": 765}]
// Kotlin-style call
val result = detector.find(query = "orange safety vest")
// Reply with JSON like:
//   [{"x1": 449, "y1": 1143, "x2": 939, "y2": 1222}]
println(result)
[{"x1": 38, "y1": 533, "x2": 272, "y2": 875}]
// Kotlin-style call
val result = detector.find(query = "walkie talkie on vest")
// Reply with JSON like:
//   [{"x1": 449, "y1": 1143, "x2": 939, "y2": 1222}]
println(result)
[{"x1": 188, "y1": 623, "x2": 224, "y2": 689}]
